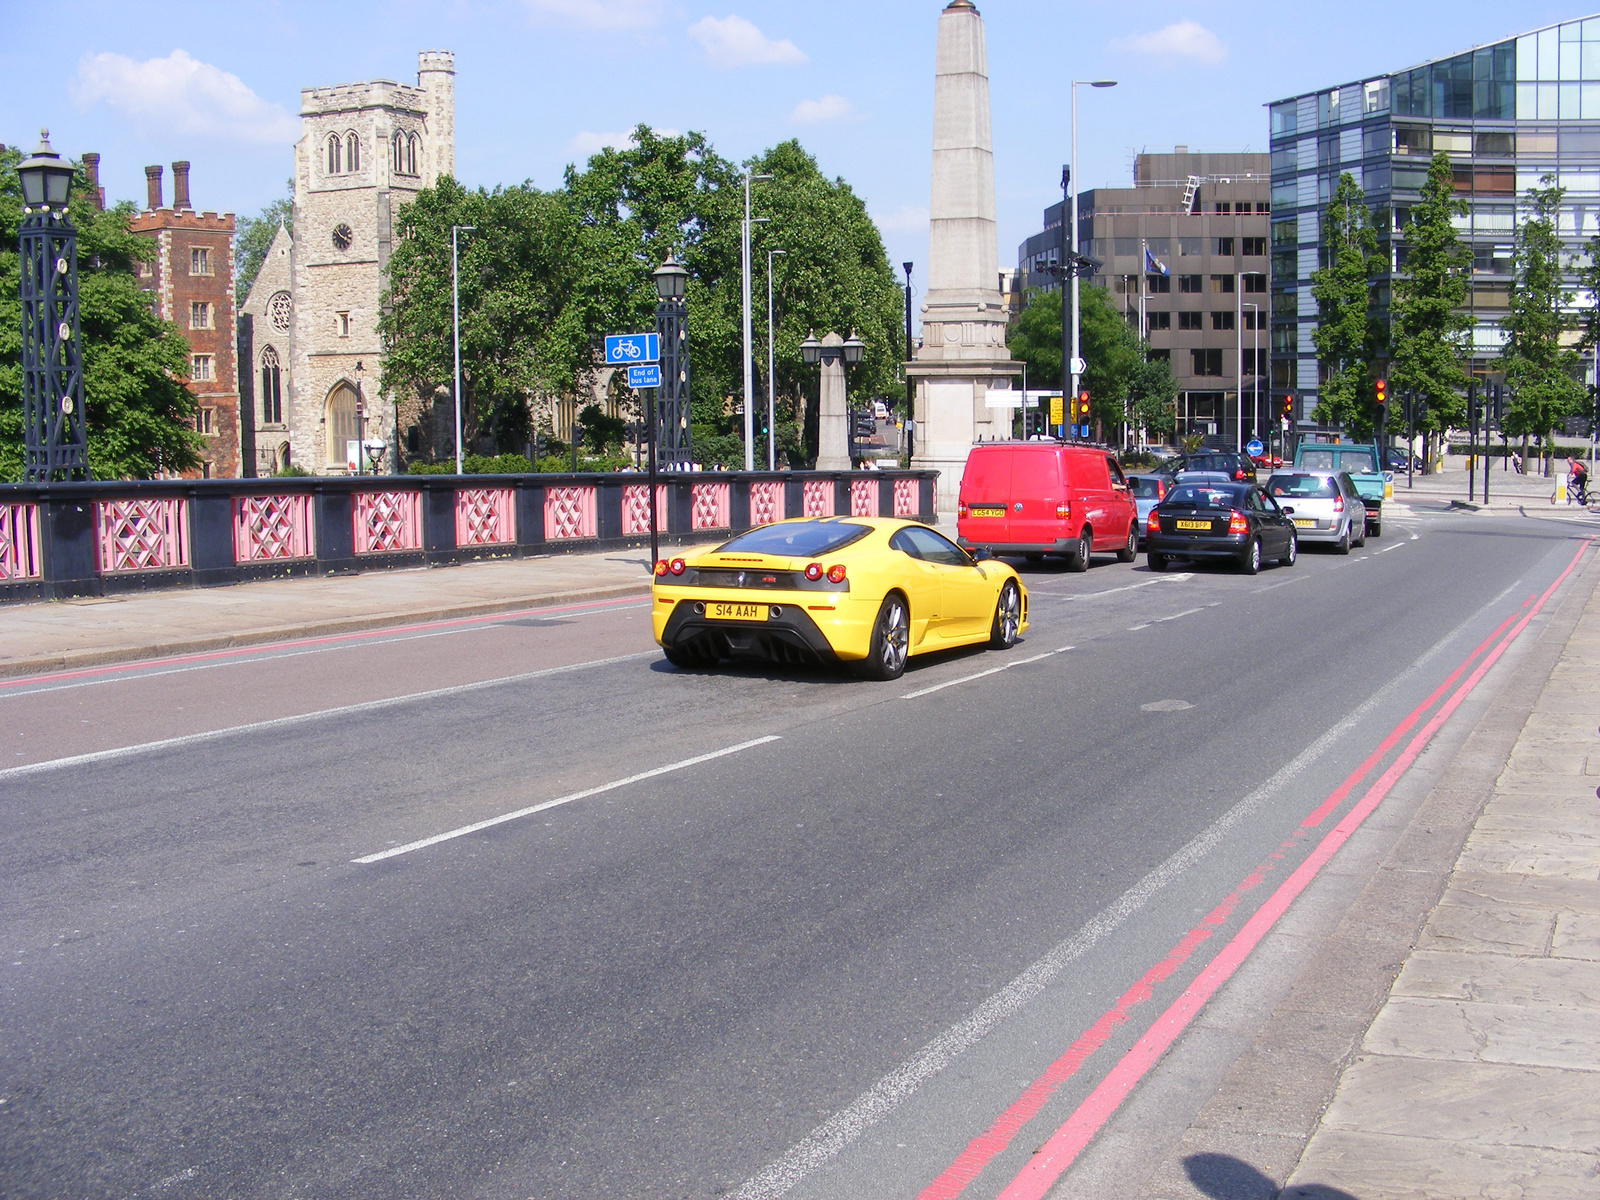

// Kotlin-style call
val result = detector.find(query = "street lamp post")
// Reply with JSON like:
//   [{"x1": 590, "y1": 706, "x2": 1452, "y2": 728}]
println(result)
[
  {"x1": 1244, "y1": 302, "x2": 1260, "y2": 452},
  {"x1": 353, "y1": 361, "x2": 365, "y2": 475},
  {"x1": 652, "y1": 252, "x2": 691, "y2": 472},
  {"x1": 1069, "y1": 80, "x2": 1117, "y2": 434},
  {"x1": 451, "y1": 224, "x2": 476, "y2": 475},
  {"x1": 742, "y1": 170, "x2": 773, "y2": 471},
  {"x1": 902, "y1": 261, "x2": 914, "y2": 458},
  {"x1": 646, "y1": 256, "x2": 687, "y2": 568},
  {"x1": 766, "y1": 248, "x2": 786, "y2": 471},
  {"x1": 18, "y1": 130, "x2": 89, "y2": 482}
]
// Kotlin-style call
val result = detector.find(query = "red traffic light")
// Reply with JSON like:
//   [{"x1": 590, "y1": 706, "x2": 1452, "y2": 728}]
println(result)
[{"x1": 1375, "y1": 378, "x2": 1387, "y2": 400}]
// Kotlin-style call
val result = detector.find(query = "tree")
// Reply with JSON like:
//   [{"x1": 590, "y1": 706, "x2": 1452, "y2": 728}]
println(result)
[
  {"x1": 1128, "y1": 354, "x2": 1178, "y2": 443},
  {"x1": 235, "y1": 179, "x2": 292, "y2": 299},
  {"x1": 1311, "y1": 173, "x2": 1384, "y2": 436},
  {"x1": 1389, "y1": 153, "x2": 1471, "y2": 456},
  {"x1": 0, "y1": 147, "x2": 201, "y2": 480},
  {"x1": 1500, "y1": 176, "x2": 1584, "y2": 468},
  {"x1": 1573, "y1": 232, "x2": 1600, "y2": 441},
  {"x1": 1006, "y1": 284, "x2": 1155, "y2": 439}
]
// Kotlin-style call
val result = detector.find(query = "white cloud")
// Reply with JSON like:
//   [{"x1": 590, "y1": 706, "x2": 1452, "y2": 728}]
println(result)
[
  {"x1": 565, "y1": 126, "x2": 681, "y2": 158},
  {"x1": 1112, "y1": 20, "x2": 1228, "y2": 65},
  {"x1": 789, "y1": 94, "x2": 862, "y2": 125},
  {"x1": 522, "y1": 0, "x2": 665, "y2": 29},
  {"x1": 873, "y1": 204, "x2": 929, "y2": 234},
  {"x1": 71, "y1": 49, "x2": 297, "y2": 143},
  {"x1": 688, "y1": 15, "x2": 807, "y2": 68}
]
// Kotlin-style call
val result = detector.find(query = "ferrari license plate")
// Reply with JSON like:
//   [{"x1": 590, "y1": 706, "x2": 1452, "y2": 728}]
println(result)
[
  {"x1": 968, "y1": 506, "x2": 1005, "y2": 518},
  {"x1": 1294, "y1": 518, "x2": 1315, "y2": 528},
  {"x1": 707, "y1": 602, "x2": 766, "y2": 621},
  {"x1": 1175, "y1": 519, "x2": 1211, "y2": 531}
]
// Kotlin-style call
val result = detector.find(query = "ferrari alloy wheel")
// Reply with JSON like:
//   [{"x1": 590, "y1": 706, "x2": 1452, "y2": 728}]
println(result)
[
  {"x1": 1116, "y1": 525, "x2": 1137, "y2": 563},
  {"x1": 1066, "y1": 528, "x2": 1091, "y2": 573},
  {"x1": 1240, "y1": 538, "x2": 1261, "y2": 575},
  {"x1": 990, "y1": 581, "x2": 1021, "y2": 649},
  {"x1": 1280, "y1": 534, "x2": 1298, "y2": 567},
  {"x1": 860, "y1": 593, "x2": 910, "y2": 681}
]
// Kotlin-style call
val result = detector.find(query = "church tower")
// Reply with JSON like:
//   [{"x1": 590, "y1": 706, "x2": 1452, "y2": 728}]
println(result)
[{"x1": 287, "y1": 51, "x2": 455, "y2": 473}]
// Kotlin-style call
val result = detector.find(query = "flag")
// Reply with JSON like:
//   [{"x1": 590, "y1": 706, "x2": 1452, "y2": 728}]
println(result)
[{"x1": 1144, "y1": 248, "x2": 1169, "y2": 276}]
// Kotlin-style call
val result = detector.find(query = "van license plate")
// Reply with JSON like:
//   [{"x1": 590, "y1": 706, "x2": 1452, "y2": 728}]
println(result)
[
  {"x1": 968, "y1": 506, "x2": 1005, "y2": 518},
  {"x1": 708, "y1": 603, "x2": 765, "y2": 620}
]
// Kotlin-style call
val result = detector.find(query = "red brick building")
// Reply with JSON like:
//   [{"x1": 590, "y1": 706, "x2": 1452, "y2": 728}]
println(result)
[{"x1": 129, "y1": 162, "x2": 240, "y2": 478}]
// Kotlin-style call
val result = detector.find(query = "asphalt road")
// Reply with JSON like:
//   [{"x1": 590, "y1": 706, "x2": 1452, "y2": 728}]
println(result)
[{"x1": 2, "y1": 501, "x2": 1593, "y2": 1200}]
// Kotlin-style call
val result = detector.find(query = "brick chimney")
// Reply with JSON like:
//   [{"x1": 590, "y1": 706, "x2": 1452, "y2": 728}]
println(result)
[
  {"x1": 145, "y1": 164, "x2": 164, "y2": 210},
  {"x1": 171, "y1": 160, "x2": 191, "y2": 210},
  {"x1": 82, "y1": 152, "x2": 105, "y2": 209}
]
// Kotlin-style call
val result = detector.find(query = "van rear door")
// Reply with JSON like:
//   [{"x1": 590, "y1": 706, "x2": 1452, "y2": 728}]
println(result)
[
  {"x1": 959, "y1": 446, "x2": 1014, "y2": 541},
  {"x1": 1008, "y1": 448, "x2": 1066, "y2": 545}
]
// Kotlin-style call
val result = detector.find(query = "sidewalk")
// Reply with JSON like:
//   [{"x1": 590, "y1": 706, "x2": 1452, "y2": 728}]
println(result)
[
  {"x1": 1388, "y1": 456, "x2": 1586, "y2": 512},
  {"x1": 0, "y1": 546, "x2": 669, "y2": 678},
  {"x1": 1282, "y1": 578, "x2": 1600, "y2": 1197}
]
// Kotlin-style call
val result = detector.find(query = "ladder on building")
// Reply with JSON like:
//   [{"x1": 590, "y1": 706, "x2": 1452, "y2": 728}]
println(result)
[{"x1": 1182, "y1": 175, "x2": 1201, "y2": 215}]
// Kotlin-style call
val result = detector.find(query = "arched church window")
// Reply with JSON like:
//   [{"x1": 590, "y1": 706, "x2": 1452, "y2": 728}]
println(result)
[
  {"x1": 406, "y1": 133, "x2": 419, "y2": 176},
  {"x1": 326, "y1": 382, "x2": 360, "y2": 466},
  {"x1": 392, "y1": 132, "x2": 404, "y2": 174},
  {"x1": 346, "y1": 133, "x2": 361, "y2": 173},
  {"x1": 267, "y1": 290, "x2": 292, "y2": 332},
  {"x1": 326, "y1": 134, "x2": 342, "y2": 175},
  {"x1": 260, "y1": 347, "x2": 282, "y2": 425}
]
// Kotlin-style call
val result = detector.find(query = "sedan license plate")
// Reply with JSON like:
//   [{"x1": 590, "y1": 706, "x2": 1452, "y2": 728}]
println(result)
[
  {"x1": 707, "y1": 602, "x2": 766, "y2": 621},
  {"x1": 968, "y1": 506, "x2": 1005, "y2": 518},
  {"x1": 1175, "y1": 519, "x2": 1212, "y2": 531},
  {"x1": 1294, "y1": 518, "x2": 1315, "y2": 528}
]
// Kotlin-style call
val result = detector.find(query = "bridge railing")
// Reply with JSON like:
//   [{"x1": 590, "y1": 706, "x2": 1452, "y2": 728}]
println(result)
[{"x1": 0, "y1": 469, "x2": 938, "y2": 601}]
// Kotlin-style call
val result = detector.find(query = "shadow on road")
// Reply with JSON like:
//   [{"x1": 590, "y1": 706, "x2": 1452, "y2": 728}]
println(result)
[{"x1": 1181, "y1": 1152, "x2": 1358, "y2": 1200}]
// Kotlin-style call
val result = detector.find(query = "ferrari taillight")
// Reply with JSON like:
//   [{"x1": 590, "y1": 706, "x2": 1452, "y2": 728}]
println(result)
[
  {"x1": 654, "y1": 559, "x2": 669, "y2": 577},
  {"x1": 826, "y1": 563, "x2": 847, "y2": 584},
  {"x1": 804, "y1": 562, "x2": 824, "y2": 581},
  {"x1": 669, "y1": 558, "x2": 686, "y2": 575},
  {"x1": 1228, "y1": 511, "x2": 1249, "y2": 535}
]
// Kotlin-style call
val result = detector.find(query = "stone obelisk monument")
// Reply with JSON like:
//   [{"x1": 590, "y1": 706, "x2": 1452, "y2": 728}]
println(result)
[{"x1": 909, "y1": 0, "x2": 1013, "y2": 513}]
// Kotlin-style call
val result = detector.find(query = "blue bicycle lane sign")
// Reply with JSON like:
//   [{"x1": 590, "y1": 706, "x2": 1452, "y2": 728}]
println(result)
[{"x1": 604, "y1": 333, "x2": 659, "y2": 364}]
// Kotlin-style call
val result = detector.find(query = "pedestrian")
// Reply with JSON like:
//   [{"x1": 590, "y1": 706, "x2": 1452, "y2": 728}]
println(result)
[{"x1": 1512, "y1": 451, "x2": 1523, "y2": 474}]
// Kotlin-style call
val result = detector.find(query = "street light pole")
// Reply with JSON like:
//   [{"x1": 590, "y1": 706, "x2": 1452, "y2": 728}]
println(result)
[
  {"x1": 767, "y1": 248, "x2": 786, "y2": 471},
  {"x1": 354, "y1": 361, "x2": 365, "y2": 476},
  {"x1": 1245, "y1": 302, "x2": 1260, "y2": 452},
  {"x1": 742, "y1": 170, "x2": 772, "y2": 472},
  {"x1": 1069, "y1": 80, "x2": 1117, "y2": 436},
  {"x1": 903, "y1": 262, "x2": 915, "y2": 459},
  {"x1": 451, "y1": 224, "x2": 476, "y2": 475}
]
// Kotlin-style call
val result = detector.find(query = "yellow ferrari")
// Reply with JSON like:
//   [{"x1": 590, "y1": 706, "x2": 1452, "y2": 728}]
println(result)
[{"x1": 651, "y1": 516, "x2": 1028, "y2": 680}]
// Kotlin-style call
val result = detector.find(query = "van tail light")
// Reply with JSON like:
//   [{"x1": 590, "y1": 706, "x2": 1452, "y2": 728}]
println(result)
[
  {"x1": 1228, "y1": 511, "x2": 1250, "y2": 535},
  {"x1": 1055, "y1": 503, "x2": 1072, "y2": 519},
  {"x1": 1333, "y1": 495, "x2": 1344, "y2": 513},
  {"x1": 804, "y1": 562, "x2": 824, "y2": 581},
  {"x1": 669, "y1": 558, "x2": 686, "y2": 575},
  {"x1": 826, "y1": 564, "x2": 847, "y2": 584},
  {"x1": 654, "y1": 559, "x2": 669, "y2": 577},
  {"x1": 1146, "y1": 510, "x2": 1161, "y2": 536},
  {"x1": 958, "y1": 503, "x2": 969, "y2": 519}
]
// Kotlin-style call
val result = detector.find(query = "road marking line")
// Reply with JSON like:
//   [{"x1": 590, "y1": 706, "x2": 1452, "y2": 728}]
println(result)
[
  {"x1": 899, "y1": 648, "x2": 1070, "y2": 700},
  {"x1": 1157, "y1": 607, "x2": 1204, "y2": 623},
  {"x1": 352, "y1": 735, "x2": 782, "y2": 863},
  {"x1": 0, "y1": 651, "x2": 658, "y2": 782},
  {"x1": 993, "y1": 539, "x2": 1592, "y2": 1200},
  {"x1": 1033, "y1": 574, "x2": 1192, "y2": 603}
]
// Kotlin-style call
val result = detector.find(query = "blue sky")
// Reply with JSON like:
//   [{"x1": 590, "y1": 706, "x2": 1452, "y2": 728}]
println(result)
[{"x1": 2, "y1": 0, "x2": 1584, "y2": 305}]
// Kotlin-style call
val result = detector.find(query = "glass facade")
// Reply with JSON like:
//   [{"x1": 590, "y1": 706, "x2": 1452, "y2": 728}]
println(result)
[{"x1": 1268, "y1": 15, "x2": 1600, "y2": 423}]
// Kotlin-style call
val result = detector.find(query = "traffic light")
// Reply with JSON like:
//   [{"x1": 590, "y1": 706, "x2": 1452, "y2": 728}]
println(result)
[
  {"x1": 1281, "y1": 394, "x2": 1294, "y2": 422},
  {"x1": 1374, "y1": 377, "x2": 1387, "y2": 414},
  {"x1": 1076, "y1": 391, "x2": 1091, "y2": 421}
]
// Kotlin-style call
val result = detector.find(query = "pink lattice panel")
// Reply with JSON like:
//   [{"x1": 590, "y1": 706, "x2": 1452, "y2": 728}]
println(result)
[
  {"x1": 850, "y1": 478, "x2": 879, "y2": 517},
  {"x1": 455, "y1": 488, "x2": 515, "y2": 546},
  {"x1": 96, "y1": 498, "x2": 188, "y2": 573},
  {"x1": 0, "y1": 504, "x2": 40, "y2": 580},
  {"x1": 233, "y1": 494, "x2": 313, "y2": 562},
  {"x1": 748, "y1": 481, "x2": 784, "y2": 527},
  {"x1": 690, "y1": 482, "x2": 731, "y2": 531},
  {"x1": 353, "y1": 491, "x2": 422, "y2": 555},
  {"x1": 894, "y1": 478, "x2": 918, "y2": 517},
  {"x1": 622, "y1": 484, "x2": 668, "y2": 535},
  {"x1": 802, "y1": 479, "x2": 835, "y2": 518},
  {"x1": 545, "y1": 486, "x2": 597, "y2": 540}
]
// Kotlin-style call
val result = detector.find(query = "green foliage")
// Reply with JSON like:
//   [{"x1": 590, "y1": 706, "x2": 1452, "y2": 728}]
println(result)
[
  {"x1": 576, "y1": 403, "x2": 626, "y2": 452},
  {"x1": 1390, "y1": 153, "x2": 1471, "y2": 434},
  {"x1": 235, "y1": 179, "x2": 292, "y2": 299},
  {"x1": 1501, "y1": 177, "x2": 1585, "y2": 445},
  {"x1": 1128, "y1": 354, "x2": 1179, "y2": 440},
  {"x1": 0, "y1": 146, "x2": 202, "y2": 480},
  {"x1": 1311, "y1": 173, "x2": 1385, "y2": 436},
  {"x1": 274, "y1": 463, "x2": 313, "y2": 477}
]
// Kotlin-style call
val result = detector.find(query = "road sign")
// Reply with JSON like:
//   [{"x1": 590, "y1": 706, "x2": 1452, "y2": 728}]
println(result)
[
  {"x1": 1069, "y1": 356, "x2": 1087, "y2": 375},
  {"x1": 627, "y1": 364, "x2": 661, "y2": 388},
  {"x1": 1049, "y1": 395, "x2": 1064, "y2": 424},
  {"x1": 1246, "y1": 438, "x2": 1264, "y2": 457},
  {"x1": 604, "y1": 333, "x2": 659, "y2": 364}
]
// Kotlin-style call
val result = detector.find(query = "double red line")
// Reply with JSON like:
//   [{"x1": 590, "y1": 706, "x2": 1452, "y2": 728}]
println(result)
[{"x1": 921, "y1": 540, "x2": 1590, "y2": 1200}]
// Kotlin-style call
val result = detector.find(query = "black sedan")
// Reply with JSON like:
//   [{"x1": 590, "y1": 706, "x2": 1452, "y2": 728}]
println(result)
[
  {"x1": 1144, "y1": 481, "x2": 1297, "y2": 575},
  {"x1": 1156, "y1": 451, "x2": 1259, "y2": 483}
]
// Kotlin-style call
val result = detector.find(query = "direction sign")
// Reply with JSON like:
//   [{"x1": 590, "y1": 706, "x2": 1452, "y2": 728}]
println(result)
[
  {"x1": 604, "y1": 333, "x2": 659, "y2": 365},
  {"x1": 627, "y1": 364, "x2": 661, "y2": 388},
  {"x1": 1246, "y1": 438, "x2": 1264, "y2": 457},
  {"x1": 1069, "y1": 356, "x2": 1087, "y2": 375}
]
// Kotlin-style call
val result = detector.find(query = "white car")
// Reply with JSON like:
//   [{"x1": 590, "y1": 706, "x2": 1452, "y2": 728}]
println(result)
[{"x1": 1265, "y1": 470, "x2": 1367, "y2": 554}]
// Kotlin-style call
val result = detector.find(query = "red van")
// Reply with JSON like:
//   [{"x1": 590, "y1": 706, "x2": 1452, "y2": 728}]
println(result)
[{"x1": 956, "y1": 443, "x2": 1139, "y2": 571}]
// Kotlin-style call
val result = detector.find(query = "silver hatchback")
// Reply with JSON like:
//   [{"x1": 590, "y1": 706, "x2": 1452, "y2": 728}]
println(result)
[{"x1": 1264, "y1": 471, "x2": 1367, "y2": 553}]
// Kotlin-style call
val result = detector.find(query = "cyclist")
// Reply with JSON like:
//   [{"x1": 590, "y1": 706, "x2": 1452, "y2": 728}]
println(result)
[{"x1": 1568, "y1": 456, "x2": 1590, "y2": 506}]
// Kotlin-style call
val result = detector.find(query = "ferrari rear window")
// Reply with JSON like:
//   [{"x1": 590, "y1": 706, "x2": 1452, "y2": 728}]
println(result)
[{"x1": 716, "y1": 521, "x2": 872, "y2": 557}]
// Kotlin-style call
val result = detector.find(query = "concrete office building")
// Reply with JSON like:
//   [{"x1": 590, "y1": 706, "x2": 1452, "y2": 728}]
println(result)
[
  {"x1": 1268, "y1": 16, "x2": 1600, "y2": 424},
  {"x1": 1017, "y1": 150, "x2": 1271, "y2": 444}
]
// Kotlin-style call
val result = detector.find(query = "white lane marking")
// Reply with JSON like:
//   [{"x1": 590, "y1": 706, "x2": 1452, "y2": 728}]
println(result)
[
  {"x1": 898, "y1": 647, "x2": 1072, "y2": 700},
  {"x1": 1157, "y1": 607, "x2": 1204, "y2": 623},
  {"x1": 1410, "y1": 531, "x2": 1420, "y2": 541},
  {"x1": 352, "y1": 736, "x2": 782, "y2": 863},
  {"x1": 1033, "y1": 573, "x2": 1192, "y2": 603},
  {"x1": 1375, "y1": 542, "x2": 1405, "y2": 554},
  {"x1": 0, "y1": 651, "x2": 659, "y2": 781},
  {"x1": 733, "y1": 661, "x2": 1413, "y2": 1200}
]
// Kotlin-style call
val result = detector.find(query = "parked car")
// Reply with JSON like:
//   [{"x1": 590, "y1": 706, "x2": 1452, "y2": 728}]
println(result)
[
  {"x1": 1144, "y1": 480, "x2": 1297, "y2": 574},
  {"x1": 1292, "y1": 442, "x2": 1388, "y2": 536},
  {"x1": 1384, "y1": 447, "x2": 1422, "y2": 472},
  {"x1": 956, "y1": 442, "x2": 1139, "y2": 571},
  {"x1": 1158, "y1": 451, "x2": 1258, "y2": 483},
  {"x1": 1127, "y1": 473, "x2": 1170, "y2": 546},
  {"x1": 1265, "y1": 470, "x2": 1367, "y2": 553},
  {"x1": 1251, "y1": 453, "x2": 1284, "y2": 470},
  {"x1": 652, "y1": 517, "x2": 1028, "y2": 680}
]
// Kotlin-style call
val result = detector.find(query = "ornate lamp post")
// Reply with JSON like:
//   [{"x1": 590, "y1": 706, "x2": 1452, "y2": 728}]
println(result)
[
  {"x1": 652, "y1": 252, "x2": 691, "y2": 470},
  {"x1": 18, "y1": 130, "x2": 89, "y2": 482},
  {"x1": 353, "y1": 361, "x2": 366, "y2": 475}
]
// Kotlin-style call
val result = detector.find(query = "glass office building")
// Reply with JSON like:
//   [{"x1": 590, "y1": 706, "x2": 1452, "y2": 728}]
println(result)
[{"x1": 1269, "y1": 16, "x2": 1600, "y2": 423}]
